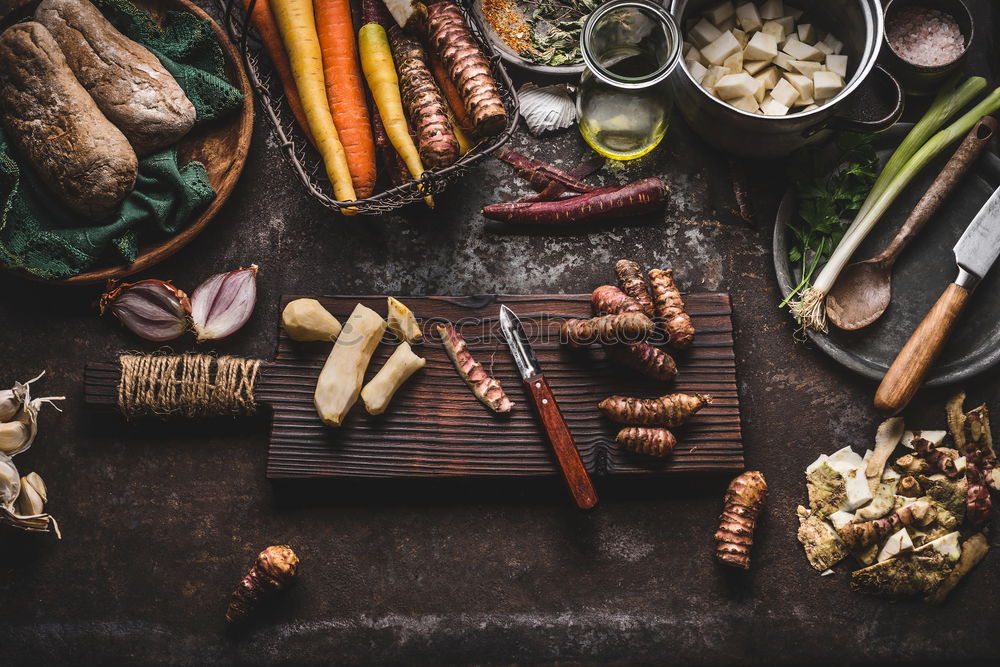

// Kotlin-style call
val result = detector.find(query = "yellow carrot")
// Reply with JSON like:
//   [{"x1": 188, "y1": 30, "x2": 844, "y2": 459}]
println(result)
[
  {"x1": 271, "y1": 0, "x2": 357, "y2": 208},
  {"x1": 358, "y1": 22, "x2": 432, "y2": 206}
]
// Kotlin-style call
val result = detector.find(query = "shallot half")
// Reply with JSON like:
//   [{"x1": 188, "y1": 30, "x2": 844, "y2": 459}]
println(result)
[
  {"x1": 190, "y1": 265, "x2": 259, "y2": 342},
  {"x1": 100, "y1": 280, "x2": 191, "y2": 342}
]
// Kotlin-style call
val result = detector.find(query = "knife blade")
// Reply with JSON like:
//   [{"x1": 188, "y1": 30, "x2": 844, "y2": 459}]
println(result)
[
  {"x1": 499, "y1": 305, "x2": 598, "y2": 509},
  {"x1": 876, "y1": 184, "x2": 1000, "y2": 415}
]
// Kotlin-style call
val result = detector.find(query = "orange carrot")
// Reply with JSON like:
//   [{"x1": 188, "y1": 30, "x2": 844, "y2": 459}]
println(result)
[
  {"x1": 242, "y1": 0, "x2": 314, "y2": 146},
  {"x1": 314, "y1": 0, "x2": 377, "y2": 198}
]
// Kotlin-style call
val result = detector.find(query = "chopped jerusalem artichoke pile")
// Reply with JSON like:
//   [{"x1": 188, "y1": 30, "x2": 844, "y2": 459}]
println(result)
[{"x1": 796, "y1": 394, "x2": 996, "y2": 603}]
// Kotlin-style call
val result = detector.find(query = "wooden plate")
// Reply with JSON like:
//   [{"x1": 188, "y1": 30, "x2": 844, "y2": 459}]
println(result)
[
  {"x1": 0, "y1": 0, "x2": 253, "y2": 285},
  {"x1": 774, "y1": 123, "x2": 1000, "y2": 386}
]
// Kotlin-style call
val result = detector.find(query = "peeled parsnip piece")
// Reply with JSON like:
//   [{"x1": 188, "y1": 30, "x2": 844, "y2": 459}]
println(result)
[
  {"x1": 387, "y1": 296, "x2": 422, "y2": 343},
  {"x1": 283, "y1": 298, "x2": 342, "y2": 342},
  {"x1": 361, "y1": 341, "x2": 426, "y2": 415},
  {"x1": 314, "y1": 303, "x2": 387, "y2": 426}
]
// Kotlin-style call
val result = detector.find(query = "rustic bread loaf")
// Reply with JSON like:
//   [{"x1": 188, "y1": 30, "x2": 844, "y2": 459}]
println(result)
[
  {"x1": 0, "y1": 22, "x2": 138, "y2": 220},
  {"x1": 36, "y1": 0, "x2": 197, "y2": 155}
]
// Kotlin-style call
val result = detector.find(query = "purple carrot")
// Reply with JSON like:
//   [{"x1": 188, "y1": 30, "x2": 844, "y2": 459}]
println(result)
[
  {"x1": 494, "y1": 147, "x2": 596, "y2": 193},
  {"x1": 483, "y1": 178, "x2": 669, "y2": 224}
]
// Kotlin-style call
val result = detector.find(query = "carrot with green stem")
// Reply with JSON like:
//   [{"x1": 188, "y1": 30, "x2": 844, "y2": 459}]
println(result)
[
  {"x1": 359, "y1": 0, "x2": 432, "y2": 207},
  {"x1": 271, "y1": 0, "x2": 357, "y2": 207},
  {"x1": 314, "y1": 0, "x2": 377, "y2": 198},
  {"x1": 241, "y1": 0, "x2": 314, "y2": 146}
]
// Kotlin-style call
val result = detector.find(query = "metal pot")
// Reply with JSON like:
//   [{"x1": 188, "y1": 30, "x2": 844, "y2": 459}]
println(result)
[{"x1": 669, "y1": 0, "x2": 904, "y2": 158}]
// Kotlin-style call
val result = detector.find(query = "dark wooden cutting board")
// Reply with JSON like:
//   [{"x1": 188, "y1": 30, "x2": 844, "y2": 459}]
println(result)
[{"x1": 257, "y1": 293, "x2": 743, "y2": 479}]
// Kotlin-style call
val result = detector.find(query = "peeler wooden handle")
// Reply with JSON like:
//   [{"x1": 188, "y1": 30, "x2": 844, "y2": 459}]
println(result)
[
  {"x1": 524, "y1": 374, "x2": 599, "y2": 510},
  {"x1": 875, "y1": 282, "x2": 970, "y2": 415}
]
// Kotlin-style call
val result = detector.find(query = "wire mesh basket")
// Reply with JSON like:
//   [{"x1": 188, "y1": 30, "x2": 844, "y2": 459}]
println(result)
[{"x1": 217, "y1": 0, "x2": 520, "y2": 215}]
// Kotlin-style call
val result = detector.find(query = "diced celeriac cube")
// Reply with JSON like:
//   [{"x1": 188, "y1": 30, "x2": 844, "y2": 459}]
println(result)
[
  {"x1": 723, "y1": 51, "x2": 744, "y2": 73},
  {"x1": 773, "y1": 52, "x2": 794, "y2": 70},
  {"x1": 877, "y1": 528, "x2": 914, "y2": 562},
  {"x1": 686, "y1": 46, "x2": 706, "y2": 65},
  {"x1": 687, "y1": 60, "x2": 709, "y2": 84},
  {"x1": 761, "y1": 20, "x2": 786, "y2": 44},
  {"x1": 794, "y1": 95, "x2": 814, "y2": 107},
  {"x1": 783, "y1": 38, "x2": 825, "y2": 61},
  {"x1": 827, "y1": 446, "x2": 865, "y2": 476},
  {"x1": 703, "y1": 1, "x2": 735, "y2": 25},
  {"x1": 784, "y1": 72, "x2": 814, "y2": 100},
  {"x1": 703, "y1": 30, "x2": 742, "y2": 65},
  {"x1": 753, "y1": 77, "x2": 766, "y2": 102},
  {"x1": 786, "y1": 5, "x2": 804, "y2": 21},
  {"x1": 718, "y1": 15, "x2": 737, "y2": 32},
  {"x1": 801, "y1": 103, "x2": 818, "y2": 111},
  {"x1": 815, "y1": 40, "x2": 833, "y2": 55},
  {"x1": 805, "y1": 453, "x2": 830, "y2": 475},
  {"x1": 814, "y1": 71, "x2": 844, "y2": 99},
  {"x1": 759, "y1": 0, "x2": 783, "y2": 20},
  {"x1": 760, "y1": 95, "x2": 789, "y2": 115},
  {"x1": 900, "y1": 430, "x2": 947, "y2": 449},
  {"x1": 775, "y1": 16, "x2": 795, "y2": 36},
  {"x1": 701, "y1": 65, "x2": 729, "y2": 92},
  {"x1": 729, "y1": 94, "x2": 759, "y2": 113},
  {"x1": 732, "y1": 28, "x2": 749, "y2": 48},
  {"x1": 789, "y1": 59, "x2": 822, "y2": 76},
  {"x1": 829, "y1": 510, "x2": 855, "y2": 531},
  {"x1": 743, "y1": 59, "x2": 769, "y2": 75},
  {"x1": 715, "y1": 72, "x2": 758, "y2": 99},
  {"x1": 754, "y1": 66, "x2": 779, "y2": 90},
  {"x1": 842, "y1": 467, "x2": 873, "y2": 510},
  {"x1": 822, "y1": 34, "x2": 844, "y2": 54},
  {"x1": 826, "y1": 54, "x2": 848, "y2": 78},
  {"x1": 735, "y1": 2, "x2": 762, "y2": 32},
  {"x1": 690, "y1": 17, "x2": 723, "y2": 48},
  {"x1": 796, "y1": 23, "x2": 815, "y2": 43},
  {"x1": 744, "y1": 31, "x2": 778, "y2": 61}
]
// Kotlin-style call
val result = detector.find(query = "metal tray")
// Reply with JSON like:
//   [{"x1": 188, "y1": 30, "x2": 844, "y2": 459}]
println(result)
[{"x1": 774, "y1": 123, "x2": 1000, "y2": 386}]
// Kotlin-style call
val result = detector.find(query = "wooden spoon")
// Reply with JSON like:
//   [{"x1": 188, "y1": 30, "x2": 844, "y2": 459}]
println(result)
[{"x1": 827, "y1": 117, "x2": 998, "y2": 331}]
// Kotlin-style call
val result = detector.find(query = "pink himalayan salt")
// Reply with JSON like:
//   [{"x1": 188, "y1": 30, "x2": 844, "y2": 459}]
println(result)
[{"x1": 887, "y1": 6, "x2": 965, "y2": 67}]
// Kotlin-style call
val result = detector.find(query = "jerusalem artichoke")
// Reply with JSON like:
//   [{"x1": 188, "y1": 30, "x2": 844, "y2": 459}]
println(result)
[
  {"x1": 838, "y1": 499, "x2": 936, "y2": 552},
  {"x1": 598, "y1": 393, "x2": 711, "y2": 428},
  {"x1": 226, "y1": 545, "x2": 299, "y2": 624},
  {"x1": 912, "y1": 437, "x2": 959, "y2": 479},
  {"x1": 591, "y1": 285, "x2": 643, "y2": 316},
  {"x1": 361, "y1": 341, "x2": 426, "y2": 415},
  {"x1": 648, "y1": 269, "x2": 695, "y2": 349},
  {"x1": 438, "y1": 323, "x2": 513, "y2": 413},
  {"x1": 313, "y1": 303, "x2": 387, "y2": 427},
  {"x1": 616, "y1": 427, "x2": 676, "y2": 457},
  {"x1": 592, "y1": 285, "x2": 677, "y2": 381},
  {"x1": 282, "y1": 298, "x2": 342, "y2": 342},
  {"x1": 715, "y1": 470, "x2": 768, "y2": 570},
  {"x1": 614, "y1": 259, "x2": 655, "y2": 318},
  {"x1": 561, "y1": 312, "x2": 654, "y2": 348},
  {"x1": 387, "y1": 296, "x2": 422, "y2": 344},
  {"x1": 964, "y1": 458, "x2": 993, "y2": 529}
]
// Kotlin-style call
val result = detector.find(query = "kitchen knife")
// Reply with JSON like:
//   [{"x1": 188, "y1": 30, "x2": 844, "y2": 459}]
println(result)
[
  {"x1": 875, "y1": 184, "x2": 1000, "y2": 415},
  {"x1": 499, "y1": 305, "x2": 599, "y2": 510}
]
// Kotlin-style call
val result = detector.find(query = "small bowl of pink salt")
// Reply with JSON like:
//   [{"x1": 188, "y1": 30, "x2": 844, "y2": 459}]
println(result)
[{"x1": 882, "y1": 0, "x2": 973, "y2": 95}]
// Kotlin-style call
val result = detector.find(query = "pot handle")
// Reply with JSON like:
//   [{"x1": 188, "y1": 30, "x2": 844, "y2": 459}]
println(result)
[{"x1": 802, "y1": 65, "x2": 905, "y2": 137}]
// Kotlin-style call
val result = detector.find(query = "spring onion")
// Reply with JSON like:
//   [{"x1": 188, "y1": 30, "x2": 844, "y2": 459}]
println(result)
[{"x1": 793, "y1": 83, "x2": 1000, "y2": 332}]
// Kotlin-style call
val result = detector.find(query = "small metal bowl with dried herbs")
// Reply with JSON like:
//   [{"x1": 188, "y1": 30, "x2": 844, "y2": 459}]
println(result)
[{"x1": 472, "y1": 0, "x2": 600, "y2": 76}]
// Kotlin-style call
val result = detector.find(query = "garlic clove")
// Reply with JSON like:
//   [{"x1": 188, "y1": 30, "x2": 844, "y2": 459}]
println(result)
[
  {"x1": 22, "y1": 471, "x2": 46, "y2": 504},
  {"x1": 0, "y1": 372, "x2": 44, "y2": 422},
  {"x1": 15, "y1": 474, "x2": 44, "y2": 516},
  {"x1": 190, "y1": 265, "x2": 259, "y2": 342},
  {"x1": 0, "y1": 453, "x2": 19, "y2": 509},
  {"x1": 100, "y1": 280, "x2": 191, "y2": 342},
  {"x1": 0, "y1": 421, "x2": 30, "y2": 455}
]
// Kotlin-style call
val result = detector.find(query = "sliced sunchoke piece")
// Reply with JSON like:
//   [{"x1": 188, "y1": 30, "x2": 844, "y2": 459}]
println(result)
[
  {"x1": 901, "y1": 430, "x2": 946, "y2": 449},
  {"x1": 386, "y1": 296, "x2": 422, "y2": 343},
  {"x1": 715, "y1": 471, "x2": 768, "y2": 569},
  {"x1": 893, "y1": 453, "x2": 933, "y2": 475},
  {"x1": 865, "y1": 417, "x2": 904, "y2": 492},
  {"x1": 838, "y1": 499, "x2": 935, "y2": 552},
  {"x1": 561, "y1": 312, "x2": 654, "y2": 348},
  {"x1": 805, "y1": 461, "x2": 847, "y2": 519},
  {"x1": 614, "y1": 259, "x2": 654, "y2": 318},
  {"x1": 925, "y1": 532, "x2": 988, "y2": 604},
  {"x1": 313, "y1": 304, "x2": 387, "y2": 427},
  {"x1": 598, "y1": 393, "x2": 710, "y2": 428},
  {"x1": 898, "y1": 475, "x2": 922, "y2": 497},
  {"x1": 437, "y1": 323, "x2": 513, "y2": 413},
  {"x1": 616, "y1": 427, "x2": 676, "y2": 457},
  {"x1": 796, "y1": 506, "x2": 847, "y2": 571},
  {"x1": 648, "y1": 268, "x2": 695, "y2": 349},
  {"x1": 851, "y1": 549, "x2": 954, "y2": 597},
  {"x1": 361, "y1": 342, "x2": 426, "y2": 415},
  {"x1": 282, "y1": 298, "x2": 342, "y2": 342}
]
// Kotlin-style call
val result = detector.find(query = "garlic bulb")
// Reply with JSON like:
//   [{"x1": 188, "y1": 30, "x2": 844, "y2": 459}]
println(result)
[
  {"x1": 0, "y1": 371, "x2": 44, "y2": 422},
  {"x1": 190, "y1": 265, "x2": 259, "y2": 342},
  {"x1": 0, "y1": 453, "x2": 19, "y2": 508}
]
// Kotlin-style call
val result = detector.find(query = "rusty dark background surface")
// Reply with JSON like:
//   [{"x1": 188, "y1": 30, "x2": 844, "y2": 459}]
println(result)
[{"x1": 1, "y1": 0, "x2": 999, "y2": 664}]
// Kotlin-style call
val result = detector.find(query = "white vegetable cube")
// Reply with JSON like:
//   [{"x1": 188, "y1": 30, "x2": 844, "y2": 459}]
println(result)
[
  {"x1": 789, "y1": 59, "x2": 823, "y2": 76},
  {"x1": 743, "y1": 31, "x2": 778, "y2": 62},
  {"x1": 877, "y1": 528, "x2": 914, "y2": 562},
  {"x1": 723, "y1": 51, "x2": 744, "y2": 73},
  {"x1": 770, "y1": 77, "x2": 800, "y2": 107},
  {"x1": 753, "y1": 76, "x2": 766, "y2": 102},
  {"x1": 732, "y1": 28, "x2": 749, "y2": 48},
  {"x1": 801, "y1": 103, "x2": 818, "y2": 111},
  {"x1": 827, "y1": 446, "x2": 865, "y2": 474},
  {"x1": 718, "y1": 15, "x2": 737, "y2": 32},
  {"x1": 702, "y1": 30, "x2": 742, "y2": 65},
  {"x1": 773, "y1": 51, "x2": 794, "y2": 70},
  {"x1": 754, "y1": 66, "x2": 779, "y2": 90},
  {"x1": 814, "y1": 70, "x2": 844, "y2": 99},
  {"x1": 843, "y1": 467, "x2": 874, "y2": 510},
  {"x1": 783, "y1": 38, "x2": 825, "y2": 62},
  {"x1": 690, "y1": 18, "x2": 723, "y2": 48},
  {"x1": 823, "y1": 34, "x2": 844, "y2": 54},
  {"x1": 729, "y1": 94, "x2": 759, "y2": 113},
  {"x1": 783, "y1": 73, "x2": 814, "y2": 100},
  {"x1": 797, "y1": 23, "x2": 815, "y2": 43},
  {"x1": 703, "y1": 1, "x2": 735, "y2": 25},
  {"x1": 687, "y1": 60, "x2": 709, "y2": 84},
  {"x1": 761, "y1": 20, "x2": 786, "y2": 44},
  {"x1": 759, "y1": 0, "x2": 783, "y2": 20},
  {"x1": 760, "y1": 95, "x2": 789, "y2": 115},
  {"x1": 743, "y1": 59, "x2": 769, "y2": 75},
  {"x1": 826, "y1": 54, "x2": 849, "y2": 78},
  {"x1": 786, "y1": 5, "x2": 804, "y2": 21},
  {"x1": 701, "y1": 65, "x2": 730, "y2": 90},
  {"x1": 901, "y1": 430, "x2": 948, "y2": 448},
  {"x1": 829, "y1": 510, "x2": 855, "y2": 531},
  {"x1": 715, "y1": 72, "x2": 758, "y2": 99},
  {"x1": 775, "y1": 16, "x2": 795, "y2": 37},
  {"x1": 686, "y1": 46, "x2": 705, "y2": 65},
  {"x1": 815, "y1": 40, "x2": 833, "y2": 55},
  {"x1": 735, "y1": 2, "x2": 762, "y2": 31}
]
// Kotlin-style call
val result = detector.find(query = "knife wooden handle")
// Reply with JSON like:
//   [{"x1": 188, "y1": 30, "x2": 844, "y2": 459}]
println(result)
[
  {"x1": 875, "y1": 282, "x2": 970, "y2": 416},
  {"x1": 525, "y1": 375, "x2": 599, "y2": 510}
]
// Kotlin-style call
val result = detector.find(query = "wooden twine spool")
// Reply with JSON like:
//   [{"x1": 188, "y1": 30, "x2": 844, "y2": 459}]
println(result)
[{"x1": 117, "y1": 354, "x2": 260, "y2": 418}]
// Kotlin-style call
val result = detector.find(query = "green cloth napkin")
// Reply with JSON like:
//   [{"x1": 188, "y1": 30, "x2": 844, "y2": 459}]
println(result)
[{"x1": 0, "y1": 0, "x2": 245, "y2": 280}]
